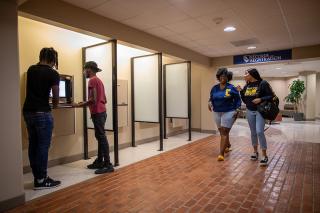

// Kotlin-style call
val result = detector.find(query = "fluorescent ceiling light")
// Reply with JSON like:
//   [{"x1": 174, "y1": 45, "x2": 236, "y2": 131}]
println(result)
[
  {"x1": 247, "y1": 46, "x2": 256, "y2": 49},
  {"x1": 224, "y1": 26, "x2": 236, "y2": 32},
  {"x1": 276, "y1": 67, "x2": 281, "y2": 69}
]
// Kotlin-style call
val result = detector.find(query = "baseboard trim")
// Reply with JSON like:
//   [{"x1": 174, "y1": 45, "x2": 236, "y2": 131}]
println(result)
[
  {"x1": 200, "y1": 129, "x2": 217, "y2": 134},
  {"x1": 192, "y1": 128, "x2": 217, "y2": 134},
  {"x1": 305, "y1": 118, "x2": 316, "y2": 121},
  {"x1": 23, "y1": 129, "x2": 191, "y2": 173},
  {"x1": 0, "y1": 193, "x2": 25, "y2": 212},
  {"x1": 166, "y1": 129, "x2": 188, "y2": 137}
]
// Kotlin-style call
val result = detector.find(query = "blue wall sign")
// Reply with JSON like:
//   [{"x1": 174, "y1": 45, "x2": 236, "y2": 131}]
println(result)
[{"x1": 234, "y1": 49, "x2": 292, "y2": 65}]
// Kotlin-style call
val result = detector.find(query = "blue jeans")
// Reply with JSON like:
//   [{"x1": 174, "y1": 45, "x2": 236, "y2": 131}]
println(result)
[
  {"x1": 91, "y1": 112, "x2": 111, "y2": 164},
  {"x1": 246, "y1": 110, "x2": 267, "y2": 150},
  {"x1": 23, "y1": 112, "x2": 53, "y2": 180}
]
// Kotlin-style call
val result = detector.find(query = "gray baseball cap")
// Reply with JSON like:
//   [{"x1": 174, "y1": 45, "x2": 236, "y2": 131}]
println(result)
[{"x1": 84, "y1": 61, "x2": 102, "y2": 72}]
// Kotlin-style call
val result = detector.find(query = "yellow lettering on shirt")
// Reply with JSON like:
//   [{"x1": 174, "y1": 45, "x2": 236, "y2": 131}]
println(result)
[
  {"x1": 245, "y1": 87, "x2": 258, "y2": 96},
  {"x1": 225, "y1": 89, "x2": 231, "y2": 97}
]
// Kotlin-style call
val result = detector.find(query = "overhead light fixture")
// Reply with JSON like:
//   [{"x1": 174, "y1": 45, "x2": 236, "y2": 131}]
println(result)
[
  {"x1": 276, "y1": 67, "x2": 281, "y2": 70},
  {"x1": 247, "y1": 46, "x2": 256, "y2": 50},
  {"x1": 224, "y1": 26, "x2": 236, "y2": 32}
]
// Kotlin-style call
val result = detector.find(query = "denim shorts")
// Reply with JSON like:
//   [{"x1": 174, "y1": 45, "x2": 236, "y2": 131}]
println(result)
[{"x1": 213, "y1": 110, "x2": 236, "y2": 129}]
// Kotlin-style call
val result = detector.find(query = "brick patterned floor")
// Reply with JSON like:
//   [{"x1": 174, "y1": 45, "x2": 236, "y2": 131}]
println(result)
[{"x1": 8, "y1": 134, "x2": 320, "y2": 213}]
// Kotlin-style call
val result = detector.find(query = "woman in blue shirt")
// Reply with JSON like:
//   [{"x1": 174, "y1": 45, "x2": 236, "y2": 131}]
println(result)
[{"x1": 208, "y1": 68, "x2": 241, "y2": 161}]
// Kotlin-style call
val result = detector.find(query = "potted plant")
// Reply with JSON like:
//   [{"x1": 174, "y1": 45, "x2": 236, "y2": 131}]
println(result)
[{"x1": 284, "y1": 79, "x2": 305, "y2": 121}]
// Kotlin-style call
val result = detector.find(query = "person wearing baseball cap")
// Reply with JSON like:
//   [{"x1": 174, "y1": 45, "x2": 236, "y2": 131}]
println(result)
[{"x1": 73, "y1": 61, "x2": 114, "y2": 174}]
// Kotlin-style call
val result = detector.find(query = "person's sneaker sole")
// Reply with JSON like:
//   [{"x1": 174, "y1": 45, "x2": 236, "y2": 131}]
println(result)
[
  {"x1": 87, "y1": 165, "x2": 104, "y2": 170},
  {"x1": 94, "y1": 167, "x2": 114, "y2": 174},
  {"x1": 250, "y1": 153, "x2": 259, "y2": 161},
  {"x1": 34, "y1": 183, "x2": 61, "y2": 190}
]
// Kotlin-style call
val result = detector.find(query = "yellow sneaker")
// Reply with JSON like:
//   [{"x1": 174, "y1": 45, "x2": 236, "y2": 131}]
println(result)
[{"x1": 217, "y1": 155, "x2": 224, "y2": 161}]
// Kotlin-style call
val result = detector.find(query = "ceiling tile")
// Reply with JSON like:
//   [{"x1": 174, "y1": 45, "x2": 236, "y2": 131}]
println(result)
[
  {"x1": 164, "y1": 19, "x2": 207, "y2": 34},
  {"x1": 145, "y1": 27, "x2": 176, "y2": 37},
  {"x1": 122, "y1": 6, "x2": 188, "y2": 29},
  {"x1": 183, "y1": 29, "x2": 216, "y2": 41},
  {"x1": 164, "y1": 34, "x2": 189, "y2": 43},
  {"x1": 92, "y1": 0, "x2": 141, "y2": 21},
  {"x1": 122, "y1": 17, "x2": 159, "y2": 30},
  {"x1": 116, "y1": 0, "x2": 171, "y2": 12},
  {"x1": 281, "y1": 0, "x2": 320, "y2": 47},
  {"x1": 168, "y1": 0, "x2": 228, "y2": 17},
  {"x1": 225, "y1": 0, "x2": 282, "y2": 26}
]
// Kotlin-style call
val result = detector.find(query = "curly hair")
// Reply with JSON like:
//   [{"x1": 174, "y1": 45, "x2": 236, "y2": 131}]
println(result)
[{"x1": 216, "y1": 68, "x2": 228, "y2": 81}]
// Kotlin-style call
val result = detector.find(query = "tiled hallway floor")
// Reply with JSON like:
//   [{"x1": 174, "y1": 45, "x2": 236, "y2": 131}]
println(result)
[
  {"x1": 9, "y1": 119, "x2": 320, "y2": 213},
  {"x1": 22, "y1": 132, "x2": 211, "y2": 201}
]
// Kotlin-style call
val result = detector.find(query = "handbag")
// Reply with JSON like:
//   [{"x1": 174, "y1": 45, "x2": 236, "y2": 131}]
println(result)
[
  {"x1": 257, "y1": 97, "x2": 279, "y2": 121},
  {"x1": 257, "y1": 81, "x2": 280, "y2": 121}
]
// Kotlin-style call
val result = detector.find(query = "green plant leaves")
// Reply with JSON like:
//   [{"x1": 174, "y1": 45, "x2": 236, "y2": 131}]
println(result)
[{"x1": 284, "y1": 79, "x2": 305, "y2": 112}]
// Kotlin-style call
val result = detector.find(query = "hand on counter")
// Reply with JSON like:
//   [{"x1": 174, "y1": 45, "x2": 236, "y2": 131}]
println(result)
[{"x1": 71, "y1": 102, "x2": 84, "y2": 108}]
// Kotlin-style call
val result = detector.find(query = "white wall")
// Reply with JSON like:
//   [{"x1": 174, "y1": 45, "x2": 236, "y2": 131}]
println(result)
[
  {"x1": 267, "y1": 78, "x2": 289, "y2": 110},
  {"x1": 305, "y1": 73, "x2": 316, "y2": 120},
  {"x1": 0, "y1": 1, "x2": 24, "y2": 210}
]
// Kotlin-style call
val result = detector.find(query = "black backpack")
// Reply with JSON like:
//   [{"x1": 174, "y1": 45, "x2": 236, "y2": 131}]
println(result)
[{"x1": 257, "y1": 81, "x2": 280, "y2": 121}]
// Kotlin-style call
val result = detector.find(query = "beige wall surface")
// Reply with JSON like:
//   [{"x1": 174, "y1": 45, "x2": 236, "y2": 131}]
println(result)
[
  {"x1": 305, "y1": 73, "x2": 316, "y2": 119},
  {"x1": 191, "y1": 63, "x2": 202, "y2": 129},
  {"x1": 267, "y1": 78, "x2": 292, "y2": 110},
  {"x1": 292, "y1": 45, "x2": 320, "y2": 60},
  {"x1": 200, "y1": 66, "x2": 218, "y2": 132},
  {"x1": 0, "y1": 0, "x2": 24, "y2": 209}
]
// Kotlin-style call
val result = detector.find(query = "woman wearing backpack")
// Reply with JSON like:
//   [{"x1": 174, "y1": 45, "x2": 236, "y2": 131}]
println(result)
[
  {"x1": 208, "y1": 68, "x2": 241, "y2": 161},
  {"x1": 237, "y1": 68, "x2": 274, "y2": 166}
]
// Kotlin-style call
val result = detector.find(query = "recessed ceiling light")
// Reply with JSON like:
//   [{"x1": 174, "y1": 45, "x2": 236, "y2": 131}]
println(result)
[
  {"x1": 276, "y1": 67, "x2": 281, "y2": 70},
  {"x1": 247, "y1": 46, "x2": 256, "y2": 50},
  {"x1": 224, "y1": 26, "x2": 236, "y2": 32}
]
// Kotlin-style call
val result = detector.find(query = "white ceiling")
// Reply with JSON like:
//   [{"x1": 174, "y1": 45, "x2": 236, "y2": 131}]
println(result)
[
  {"x1": 228, "y1": 59, "x2": 320, "y2": 78},
  {"x1": 62, "y1": 0, "x2": 320, "y2": 57}
]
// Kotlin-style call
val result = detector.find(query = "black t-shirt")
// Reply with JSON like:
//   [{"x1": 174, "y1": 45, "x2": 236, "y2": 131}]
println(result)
[
  {"x1": 240, "y1": 80, "x2": 274, "y2": 111},
  {"x1": 23, "y1": 64, "x2": 60, "y2": 112}
]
